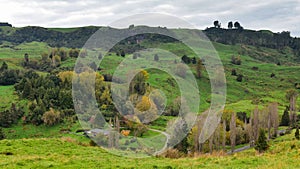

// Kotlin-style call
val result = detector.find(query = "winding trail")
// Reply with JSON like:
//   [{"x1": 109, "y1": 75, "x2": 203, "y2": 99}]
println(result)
[{"x1": 149, "y1": 128, "x2": 171, "y2": 155}]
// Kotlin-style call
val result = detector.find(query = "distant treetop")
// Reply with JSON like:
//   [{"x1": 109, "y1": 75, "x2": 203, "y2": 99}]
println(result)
[{"x1": 0, "y1": 22, "x2": 12, "y2": 27}]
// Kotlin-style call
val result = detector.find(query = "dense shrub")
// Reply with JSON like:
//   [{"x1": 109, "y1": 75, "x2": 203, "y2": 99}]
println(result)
[
  {"x1": 42, "y1": 108, "x2": 61, "y2": 126},
  {"x1": 0, "y1": 103, "x2": 25, "y2": 127}
]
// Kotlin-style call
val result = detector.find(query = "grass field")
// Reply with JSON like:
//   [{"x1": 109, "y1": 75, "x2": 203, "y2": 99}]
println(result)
[{"x1": 0, "y1": 130, "x2": 299, "y2": 168}]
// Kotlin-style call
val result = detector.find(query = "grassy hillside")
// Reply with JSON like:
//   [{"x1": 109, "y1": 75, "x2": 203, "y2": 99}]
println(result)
[
  {"x1": 0, "y1": 130, "x2": 299, "y2": 168},
  {"x1": 1, "y1": 40, "x2": 300, "y2": 114}
]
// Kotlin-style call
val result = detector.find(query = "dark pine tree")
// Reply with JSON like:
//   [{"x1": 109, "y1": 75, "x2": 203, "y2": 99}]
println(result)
[
  {"x1": 280, "y1": 107, "x2": 290, "y2": 126},
  {"x1": 255, "y1": 129, "x2": 269, "y2": 153}
]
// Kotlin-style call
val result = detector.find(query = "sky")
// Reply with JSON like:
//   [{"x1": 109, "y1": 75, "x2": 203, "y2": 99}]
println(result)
[{"x1": 1, "y1": 0, "x2": 300, "y2": 36}]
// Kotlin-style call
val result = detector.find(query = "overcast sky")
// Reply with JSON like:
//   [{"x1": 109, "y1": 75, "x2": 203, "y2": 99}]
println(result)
[{"x1": 1, "y1": 0, "x2": 300, "y2": 36}]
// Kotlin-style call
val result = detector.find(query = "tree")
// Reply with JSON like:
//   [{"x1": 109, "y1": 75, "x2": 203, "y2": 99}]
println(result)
[
  {"x1": 136, "y1": 96, "x2": 151, "y2": 111},
  {"x1": 269, "y1": 103, "x2": 279, "y2": 138},
  {"x1": 214, "y1": 20, "x2": 219, "y2": 28},
  {"x1": 234, "y1": 22, "x2": 242, "y2": 29},
  {"x1": 120, "y1": 50, "x2": 125, "y2": 57},
  {"x1": 42, "y1": 108, "x2": 61, "y2": 126},
  {"x1": 191, "y1": 57, "x2": 197, "y2": 64},
  {"x1": 196, "y1": 59, "x2": 203, "y2": 78},
  {"x1": 149, "y1": 89, "x2": 165, "y2": 112},
  {"x1": 24, "y1": 53, "x2": 29, "y2": 63},
  {"x1": 0, "y1": 127, "x2": 5, "y2": 140},
  {"x1": 0, "y1": 61, "x2": 8, "y2": 72},
  {"x1": 52, "y1": 55, "x2": 61, "y2": 67},
  {"x1": 230, "y1": 112, "x2": 236, "y2": 153},
  {"x1": 129, "y1": 70, "x2": 149, "y2": 95},
  {"x1": 129, "y1": 24, "x2": 134, "y2": 29},
  {"x1": 228, "y1": 21, "x2": 233, "y2": 29},
  {"x1": 135, "y1": 96, "x2": 158, "y2": 124},
  {"x1": 181, "y1": 55, "x2": 191, "y2": 64},
  {"x1": 222, "y1": 120, "x2": 226, "y2": 151},
  {"x1": 89, "y1": 62, "x2": 98, "y2": 71},
  {"x1": 154, "y1": 54, "x2": 159, "y2": 61},
  {"x1": 252, "y1": 106, "x2": 259, "y2": 141},
  {"x1": 213, "y1": 20, "x2": 221, "y2": 28},
  {"x1": 286, "y1": 89, "x2": 298, "y2": 126},
  {"x1": 255, "y1": 129, "x2": 269, "y2": 153},
  {"x1": 295, "y1": 127, "x2": 300, "y2": 140},
  {"x1": 236, "y1": 74, "x2": 243, "y2": 82},
  {"x1": 168, "y1": 97, "x2": 181, "y2": 116},
  {"x1": 281, "y1": 106, "x2": 290, "y2": 126},
  {"x1": 80, "y1": 49, "x2": 88, "y2": 58},
  {"x1": 231, "y1": 69, "x2": 237, "y2": 76},
  {"x1": 69, "y1": 48, "x2": 79, "y2": 58},
  {"x1": 22, "y1": 80, "x2": 32, "y2": 99}
]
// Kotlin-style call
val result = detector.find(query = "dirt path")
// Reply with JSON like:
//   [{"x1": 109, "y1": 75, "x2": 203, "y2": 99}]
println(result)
[{"x1": 149, "y1": 128, "x2": 171, "y2": 155}]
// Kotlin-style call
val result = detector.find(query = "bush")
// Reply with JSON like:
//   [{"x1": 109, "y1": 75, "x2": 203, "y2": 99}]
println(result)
[
  {"x1": 0, "y1": 69, "x2": 20, "y2": 85},
  {"x1": 231, "y1": 56, "x2": 242, "y2": 65},
  {"x1": 42, "y1": 108, "x2": 61, "y2": 126},
  {"x1": 158, "y1": 148, "x2": 184, "y2": 159},
  {"x1": 236, "y1": 74, "x2": 243, "y2": 82},
  {"x1": 231, "y1": 69, "x2": 237, "y2": 76}
]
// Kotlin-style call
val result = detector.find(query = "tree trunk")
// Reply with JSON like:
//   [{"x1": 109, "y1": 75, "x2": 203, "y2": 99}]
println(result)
[
  {"x1": 230, "y1": 112, "x2": 236, "y2": 153},
  {"x1": 222, "y1": 120, "x2": 226, "y2": 151}
]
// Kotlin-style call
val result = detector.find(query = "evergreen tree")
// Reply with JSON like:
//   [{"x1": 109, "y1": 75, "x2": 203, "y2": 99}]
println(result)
[
  {"x1": 228, "y1": 21, "x2": 233, "y2": 29},
  {"x1": 280, "y1": 107, "x2": 290, "y2": 126},
  {"x1": 255, "y1": 129, "x2": 269, "y2": 153}
]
